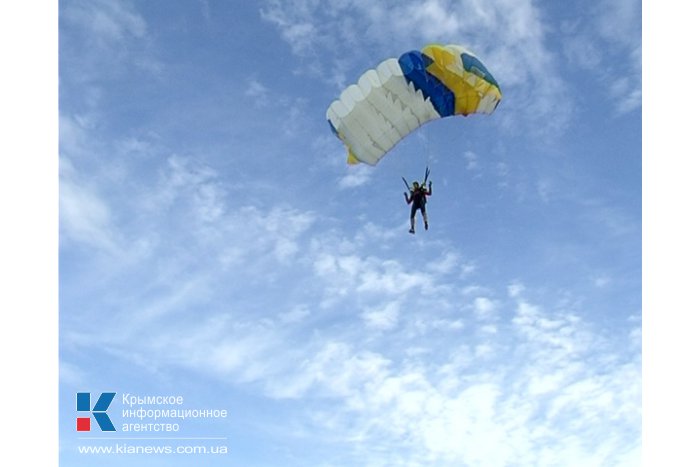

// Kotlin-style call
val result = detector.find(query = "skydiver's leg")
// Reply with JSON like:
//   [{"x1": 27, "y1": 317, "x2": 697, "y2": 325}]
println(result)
[
  {"x1": 409, "y1": 205, "x2": 417, "y2": 233},
  {"x1": 421, "y1": 207, "x2": 428, "y2": 230}
]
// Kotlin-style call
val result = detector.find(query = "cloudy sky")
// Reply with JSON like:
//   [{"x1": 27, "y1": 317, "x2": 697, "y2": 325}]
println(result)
[{"x1": 13, "y1": 0, "x2": 650, "y2": 465}]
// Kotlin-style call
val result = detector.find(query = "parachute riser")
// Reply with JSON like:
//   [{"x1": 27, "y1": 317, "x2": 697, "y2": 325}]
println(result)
[{"x1": 402, "y1": 166, "x2": 430, "y2": 191}]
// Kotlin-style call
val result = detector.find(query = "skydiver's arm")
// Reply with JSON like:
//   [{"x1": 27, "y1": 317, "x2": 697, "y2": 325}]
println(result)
[
  {"x1": 426, "y1": 181, "x2": 432, "y2": 196},
  {"x1": 404, "y1": 192, "x2": 412, "y2": 204}
]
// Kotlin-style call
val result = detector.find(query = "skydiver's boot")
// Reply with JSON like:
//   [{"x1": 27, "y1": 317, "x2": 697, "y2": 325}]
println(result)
[{"x1": 409, "y1": 217, "x2": 415, "y2": 234}]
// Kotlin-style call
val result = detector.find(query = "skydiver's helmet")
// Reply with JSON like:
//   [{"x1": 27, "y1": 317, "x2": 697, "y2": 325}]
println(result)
[{"x1": 412, "y1": 181, "x2": 420, "y2": 189}]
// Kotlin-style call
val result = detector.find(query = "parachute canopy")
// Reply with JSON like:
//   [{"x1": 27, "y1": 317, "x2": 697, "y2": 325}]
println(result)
[{"x1": 326, "y1": 44, "x2": 502, "y2": 166}]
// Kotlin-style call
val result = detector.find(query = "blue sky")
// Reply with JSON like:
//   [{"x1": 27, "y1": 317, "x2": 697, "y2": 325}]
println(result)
[
  {"x1": 2, "y1": 0, "x2": 659, "y2": 465},
  {"x1": 54, "y1": 1, "x2": 644, "y2": 465}
]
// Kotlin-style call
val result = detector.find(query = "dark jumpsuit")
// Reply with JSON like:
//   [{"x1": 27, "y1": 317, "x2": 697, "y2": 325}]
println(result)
[{"x1": 407, "y1": 185, "x2": 431, "y2": 219}]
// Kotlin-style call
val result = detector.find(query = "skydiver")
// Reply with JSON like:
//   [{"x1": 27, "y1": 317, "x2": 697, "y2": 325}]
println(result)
[{"x1": 404, "y1": 180, "x2": 432, "y2": 234}]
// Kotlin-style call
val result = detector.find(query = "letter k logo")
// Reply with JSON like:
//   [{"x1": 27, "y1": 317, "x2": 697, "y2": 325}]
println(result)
[{"x1": 76, "y1": 392, "x2": 116, "y2": 432}]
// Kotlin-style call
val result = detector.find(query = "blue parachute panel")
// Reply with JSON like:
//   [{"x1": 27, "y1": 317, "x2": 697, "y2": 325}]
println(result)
[{"x1": 398, "y1": 51, "x2": 455, "y2": 118}]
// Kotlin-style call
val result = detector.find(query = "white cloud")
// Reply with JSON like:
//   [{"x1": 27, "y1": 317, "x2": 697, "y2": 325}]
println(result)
[
  {"x1": 309, "y1": 242, "x2": 458, "y2": 314},
  {"x1": 459, "y1": 262, "x2": 478, "y2": 276},
  {"x1": 560, "y1": 0, "x2": 641, "y2": 114},
  {"x1": 405, "y1": 0, "x2": 462, "y2": 38},
  {"x1": 63, "y1": 0, "x2": 147, "y2": 44},
  {"x1": 609, "y1": 61, "x2": 642, "y2": 114},
  {"x1": 426, "y1": 251, "x2": 460, "y2": 275},
  {"x1": 593, "y1": 274, "x2": 611, "y2": 287},
  {"x1": 473, "y1": 296, "x2": 497, "y2": 319},
  {"x1": 464, "y1": 150, "x2": 479, "y2": 171},
  {"x1": 508, "y1": 281, "x2": 525, "y2": 297},
  {"x1": 259, "y1": 1, "x2": 320, "y2": 56},
  {"x1": 561, "y1": 22, "x2": 603, "y2": 70},
  {"x1": 362, "y1": 301, "x2": 401, "y2": 330},
  {"x1": 278, "y1": 305, "x2": 311, "y2": 324},
  {"x1": 338, "y1": 165, "x2": 373, "y2": 189},
  {"x1": 61, "y1": 0, "x2": 163, "y2": 89},
  {"x1": 59, "y1": 157, "x2": 119, "y2": 252},
  {"x1": 252, "y1": 290, "x2": 639, "y2": 465},
  {"x1": 596, "y1": 0, "x2": 641, "y2": 49},
  {"x1": 357, "y1": 260, "x2": 431, "y2": 295},
  {"x1": 137, "y1": 155, "x2": 317, "y2": 268},
  {"x1": 244, "y1": 78, "x2": 271, "y2": 107}
]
